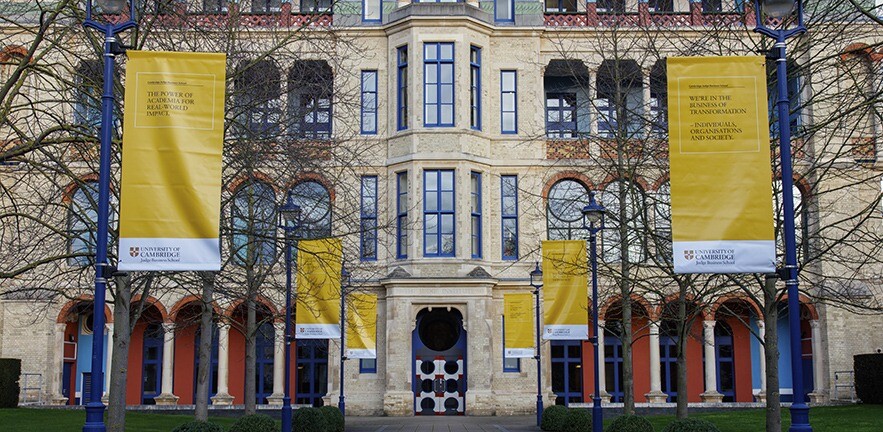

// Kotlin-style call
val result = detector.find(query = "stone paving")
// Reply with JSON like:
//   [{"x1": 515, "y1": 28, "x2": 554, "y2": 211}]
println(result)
[{"x1": 345, "y1": 415, "x2": 540, "y2": 432}]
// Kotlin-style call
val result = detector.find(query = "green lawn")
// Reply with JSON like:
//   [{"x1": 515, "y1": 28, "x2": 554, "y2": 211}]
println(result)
[{"x1": 0, "y1": 408, "x2": 241, "y2": 432}]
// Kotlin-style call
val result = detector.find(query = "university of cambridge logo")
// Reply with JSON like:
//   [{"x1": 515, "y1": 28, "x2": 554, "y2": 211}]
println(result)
[
  {"x1": 684, "y1": 250, "x2": 694, "y2": 260},
  {"x1": 129, "y1": 247, "x2": 140, "y2": 257}
]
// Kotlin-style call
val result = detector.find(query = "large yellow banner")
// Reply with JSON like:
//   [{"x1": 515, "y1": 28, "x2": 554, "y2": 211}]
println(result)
[
  {"x1": 504, "y1": 293, "x2": 534, "y2": 357},
  {"x1": 296, "y1": 238, "x2": 342, "y2": 339},
  {"x1": 346, "y1": 293, "x2": 377, "y2": 359},
  {"x1": 542, "y1": 240, "x2": 588, "y2": 340},
  {"x1": 667, "y1": 56, "x2": 776, "y2": 274},
  {"x1": 117, "y1": 51, "x2": 226, "y2": 271}
]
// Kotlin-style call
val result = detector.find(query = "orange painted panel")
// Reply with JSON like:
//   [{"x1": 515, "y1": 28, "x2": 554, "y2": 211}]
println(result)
[
  {"x1": 126, "y1": 323, "x2": 146, "y2": 405},
  {"x1": 173, "y1": 325, "x2": 197, "y2": 405}
]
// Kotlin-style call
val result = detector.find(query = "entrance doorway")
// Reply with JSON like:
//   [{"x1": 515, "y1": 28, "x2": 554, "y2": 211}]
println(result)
[{"x1": 412, "y1": 307, "x2": 467, "y2": 415}]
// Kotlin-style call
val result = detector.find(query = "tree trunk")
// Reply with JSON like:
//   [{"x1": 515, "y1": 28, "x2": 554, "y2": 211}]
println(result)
[
  {"x1": 621, "y1": 291, "x2": 634, "y2": 414},
  {"x1": 107, "y1": 274, "x2": 132, "y2": 432},
  {"x1": 764, "y1": 275, "x2": 781, "y2": 432},
  {"x1": 194, "y1": 272, "x2": 215, "y2": 421},
  {"x1": 244, "y1": 294, "x2": 257, "y2": 415},
  {"x1": 676, "y1": 286, "x2": 689, "y2": 420}
]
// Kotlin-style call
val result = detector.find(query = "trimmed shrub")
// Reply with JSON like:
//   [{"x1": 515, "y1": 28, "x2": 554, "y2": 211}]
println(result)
[
  {"x1": 0, "y1": 358, "x2": 21, "y2": 408},
  {"x1": 855, "y1": 353, "x2": 883, "y2": 404},
  {"x1": 563, "y1": 408, "x2": 592, "y2": 432},
  {"x1": 229, "y1": 414, "x2": 276, "y2": 432},
  {"x1": 661, "y1": 418, "x2": 720, "y2": 432},
  {"x1": 608, "y1": 415, "x2": 655, "y2": 432},
  {"x1": 170, "y1": 421, "x2": 223, "y2": 432},
  {"x1": 318, "y1": 406, "x2": 344, "y2": 432},
  {"x1": 540, "y1": 405, "x2": 569, "y2": 431},
  {"x1": 293, "y1": 407, "x2": 329, "y2": 432}
]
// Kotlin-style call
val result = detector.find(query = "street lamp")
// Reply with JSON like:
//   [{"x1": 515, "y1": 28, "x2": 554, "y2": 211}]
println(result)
[
  {"x1": 529, "y1": 262, "x2": 543, "y2": 427},
  {"x1": 81, "y1": 2, "x2": 136, "y2": 431},
  {"x1": 278, "y1": 194, "x2": 301, "y2": 432},
  {"x1": 581, "y1": 191, "x2": 606, "y2": 432},
  {"x1": 753, "y1": 1, "x2": 812, "y2": 431},
  {"x1": 339, "y1": 265, "x2": 351, "y2": 415}
]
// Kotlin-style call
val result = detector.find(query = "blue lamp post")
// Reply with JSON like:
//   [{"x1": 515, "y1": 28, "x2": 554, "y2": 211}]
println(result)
[
  {"x1": 81, "y1": 2, "x2": 136, "y2": 431},
  {"x1": 339, "y1": 265, "x2": 351, "y2": 415},
  {"x1": 529, "y1": 263, "x2": 543, "y2": 427},
  {"x1": 753, "y1": 1, "x2": 812, "y2": 431},
  {"x1": 582, "y1": 191, "x2": 606, "y2": 432},
  {"x1": 278, "y1": 195, "x2": 301, "y2": 432}
]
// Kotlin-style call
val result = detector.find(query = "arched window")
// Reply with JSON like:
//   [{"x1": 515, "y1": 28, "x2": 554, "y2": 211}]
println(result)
[
  {"x1": 231, "y1": 181, "x2": 277, "y2": 266},
  {"x1": 288, "y1": 61, "x2": 333, "y2": 139},
  {"x1": 600, "y1": 180, "x2": 646, "y2": 263},
  {"x1": 289, "y1": 181, "x2": 331, "y2": 240},
  {"x1": 234, "y1": 60, "x2": 282, "y2": 139},
  {"x1": 73, "y1": 61, "x2": 102, "y2": 130},
  {"x1": 546, "y1": 179, "x2": 590, "y2": 240},
  {"x1": 68, "y1": 182, "x2": 99, "y2": 266}
]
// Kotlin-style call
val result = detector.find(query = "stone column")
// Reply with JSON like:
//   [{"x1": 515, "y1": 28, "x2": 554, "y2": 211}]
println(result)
[
  {"x1": 49, "y1": 323, "x2": 69, "y2": 405},
  {"x1": 154, "y1": 323, "x2": 179, "y2": 405},
  {"x1": 642, "y1": 72, "x2": 652, "y2": 137},
  {"x1": 645, "y1": 320, "x2": 667, "y2": 403},
  {"x1": 588, "y1": 69, "x2": 598, "y2": 136},
  {"x1": 808, "y1": 320, "x2": 827, "y2": 403},
  {"x1": 700, "y1": 320, "x2": 723, "y2": 403},
  {"x1": 382, "y1": 297, "x2": 412, "y2": 416},
  {"x1": 596, "y1": 320, "x2": 611, "y2": 402},
  {"x1": 211, "y1": 323, "x2": 234, "y2": 405},
  {"x1": 267, "y1": 323, "x2": 286, "y2": 405},
  {"x1": 101, "y1": 323, "x2": 114, "y2": 403},
  {"x1": 756, "y1": 320, "x2": 767, "y2": 403}
]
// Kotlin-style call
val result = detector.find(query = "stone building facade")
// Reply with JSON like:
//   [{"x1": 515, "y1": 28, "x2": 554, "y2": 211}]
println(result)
[{"x1": 1, "y1": 0, "x2": 882, "y2": 417}]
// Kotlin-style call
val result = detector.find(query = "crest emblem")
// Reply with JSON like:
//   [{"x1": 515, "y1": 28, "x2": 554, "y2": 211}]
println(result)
[
  {"x1": 130, "y1": 247, "x2": 140, "y2": 257},
  {"x1": 684, "y1": 250, "x2": 694, "y2": 260}
]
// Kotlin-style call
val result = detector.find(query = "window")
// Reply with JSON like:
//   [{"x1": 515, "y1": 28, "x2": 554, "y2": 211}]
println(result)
[
  {"x1": 546, "y1": 93, "x2": 577, "y2": 138},
  {"x1": 288, "y1": 61, "x2": 332, "y2": 139},
  {"x1": 471, "y1": 172, "x2": 482, "y2": 259},
  {"x1": 544, "y1": 0, "x2": 576, "y2": 13},
  {"x1": 68, "y1": 182, "x2": 99, "y2": 266},
  {"x1": 361, "y1": 70, "x2": 378, "y2": 134},
  {"x1": 600, "y1": 180, "x2": 646, "y2": 263},
  {"x1": 363, "y1": 0, "x2": 381, "y2": 22},
  {"x1": 595, "y1": 96, "x2": 615, "y2": 138},
  {"x1": 423, "y1": 170, "x2": 455, "y2": 257},
  {"x1": 252, "y1": 0, "x2": 281, "y2": 13},
  {"x1": 301, "y1": 0, "x2": 332, "y2": 13},
  {"x1": 359, "y1": 359, "x2": 377, "y2": 373},
  {"x1": 653, "y1": 182, "x2": 672, "y2": 263},
  {"x1": 702, "y1": 0, "x2": 722, "y2": 13},
  {"x1": 74, "y1": 61, "x2": 101, "y2": 130},
  {"x1": 495, "y1": 0, "x2": 514, "y2": 22},
  {"x1": 501, "y1": 175, "x2": 518, "y2": 260},
  {"x1": 360, "y1": 176, "x2": 378, "y2": 260},
  {"x1": 547, "y1": 179, "x2": 590, "y2": 241},
  {"x1": 234, "y1": 60, "x2": 282, "y2": 139},
  {"x1": 767, "y1": 61, "x2": 802, "y2": 138},
  {"x1": 231, "y1": 181, "x2": 277, "y2": 266},
  {"x1": 153, "y1": 0, "x2": 177, "y2": 15},
  {"x1": 502, "y1": 317, "x2": 521, "y2": 372},
  {"x1": 203, "y1": 0, "x2": 227, "y2": 13},
  {"x1": 396, "y1": 172, "x2": 408, "y2": 258},
  {"x1": 649, "y1": 60, "x2": 668, "y2": 137},
  {"x1": 470, "y1": 46, "x2": 481, "y2": 130},
  {"x1": 397, "y1": 46, "x2": 409, "y2": 130},
  {"x1": 289, "y1": 181, "x2": 332, "y2": 240},
  {"x1": 597, "y1": 60, "x2": 643, "y2": 138},
  {"x1": 501, "y1": 71, "x2": 518, "y2": 134},
  {"x1": 648, "y1": 0, "x2": 673, "y2": 12},
  {"x1": 597, "y1": 0, "x2": 626, "y2": 13},
  {"x1": 544, "y1": 62, "x2": 590, "y2": 138},
  {"x1": 424, "y1": 43, "x2": 455, "y2": 127}
]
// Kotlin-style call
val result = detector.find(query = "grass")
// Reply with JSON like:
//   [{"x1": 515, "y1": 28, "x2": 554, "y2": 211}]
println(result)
[{"x1": 0, "y1": 405, "x2": 880, "y2": 431}]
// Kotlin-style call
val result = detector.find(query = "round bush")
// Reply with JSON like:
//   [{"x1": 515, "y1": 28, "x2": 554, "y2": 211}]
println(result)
[
  {"x1": 854, "y1": 353, "x2": 883, "y2": 404},
  {"x1": 318, "y1": 406, "x2": 344, "y2": 432},
  {"x1": 608, "y1": 415, "x2": 655, "y2": 432},
  {"x1": 661, "y1": 418, "x2": 720, "y2": 432},
  {"x1": 563, "y1": 408, "x2": 591, "y2": 432},
  {"x1": 229, "y1": 414, "x2": 276, "y2": 432},
  {"x1": 293, "y1": 407, "x2": 329, "y2": 432},
  {"x1": 540, "y1": 405, "x2": 569, "y2": 431},
  {"x1": 170, "y1": 421, "x2": 223, "y2": 432}
]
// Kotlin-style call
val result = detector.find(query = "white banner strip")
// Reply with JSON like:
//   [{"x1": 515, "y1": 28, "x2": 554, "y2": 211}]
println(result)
[
  {"x1": 345, "y1": 348, "x2": 377, "y2": 359},
  {"x1": 504, "y1": 348, "x2": 535, "y2": 358},
  {"x1": 296, "y1": 323, "x2": 341, "y2": 339},
  {"x1": 118, "y1": 238, "x2": 219, "y2": 271},
  {"x1": 673, "y1": 240, "x2": 776, "y2": 274},
  {"x1": 543, "y1": 324, "x2": 588, "y2": 340}
]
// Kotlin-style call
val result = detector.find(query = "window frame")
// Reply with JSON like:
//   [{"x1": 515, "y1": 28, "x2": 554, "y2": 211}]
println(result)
[
  {"x1": 361, "y1": 70, "x2": 378, "y2": 135},
  {"x1": 546, "y1": 92, "x2": 578, "y2": 138},
  {"x1": 470, "y1": 171, "x2": 482, "y2": 259},
  {"x1": 423, "y1": 42, "x2": 455, "y2": 128},
  {"x1": 423, "y1": 169, "x2": 456, "y2": 257},
  {"x1": 470, "y1": 46, "x2": 482, "y2": 131},
  {"x1": 397, "y1": 46, "x2": 409, "y2": 131},
  {"x1": 360, "y1": 175, "x2": 378, "y2": 261},
  {"x1": 502, "y1": 316, "x2": 521, "y2": 373},
  {"x1": 396, "y1": 171, "x2": 408, "y2": 259},
  {"x1": 359, "y1": 358, "x2": 377, "y2": 374},
  {"x1": 501, "y1": 175, "x2": 519, "y2": 260},
  {"x1": 362, "y1": 0, "x2": 382, "y2": 22},
  {"x1": 231, "y1": 181, "x2": 278, "y2": 266},
  {"x1": 501, "y1": 70, "x2": 518, "y2": 134},
  {"x1": 495, "y1": 0, "x2": 514, "y2": 22}
]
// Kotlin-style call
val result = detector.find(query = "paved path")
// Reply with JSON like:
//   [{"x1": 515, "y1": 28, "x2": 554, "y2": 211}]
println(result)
[{"x1": 345, "y1": 415, "x2": 539, "y2": 432}]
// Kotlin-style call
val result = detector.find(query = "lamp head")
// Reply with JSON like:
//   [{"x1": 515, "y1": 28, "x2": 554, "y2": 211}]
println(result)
[
  {"x1": 530, "y1": 262, "x2": 543, "y2": 288},
  {"x1": 581, "y1": 191, "x2": 606, "y2": 227},
  {"x1": 279, "y1": 193, "x2": 302, "y2": 230},
  {"x1": 759, "y1": 0, "x2": 797, "y2": 19},
  {"x1": 95, "y1": 0, "x2": 128, "y2": 14}
]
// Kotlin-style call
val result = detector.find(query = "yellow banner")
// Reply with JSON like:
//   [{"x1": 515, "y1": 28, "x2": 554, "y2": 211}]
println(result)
[
  {"x1": 667, "y1": 56, "x2": 776, "y2": 274},
  {"x1": 296, "y1": 238, "x2": 342, "y2": 339},
  {"x1": 346, "y1": 293, "x2": 377, "y2": 359},
  {"x1": 542, "y1": 240, "x2": 588, "y2": 340},
  {"x1": 117, "y1": 51, "x2": 226, "y2": 271},
  {"x1": 504, "y1": 293, "x2": 534, "y2": 357}
]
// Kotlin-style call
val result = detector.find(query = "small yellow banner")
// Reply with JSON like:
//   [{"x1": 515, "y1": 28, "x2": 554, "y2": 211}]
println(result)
[
  {"x1": 117, "y1": 51, "x2": 226, "y2": 271},
  {"x1": 542, "y1": 240, "x2": 588, "y2": 340},
  {"x1": 504, "y1": 293, "x2": 534, "y2": 358},
  {"x1": 296, "y1": 238, "x2": 342, "y2": 339},
  {"x1": 667, "y1": 56, "x2": 776, "y2": 274},
  {"x1": 346, "y1": 293, "x2": 377, "y2": 359}
]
